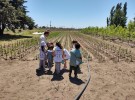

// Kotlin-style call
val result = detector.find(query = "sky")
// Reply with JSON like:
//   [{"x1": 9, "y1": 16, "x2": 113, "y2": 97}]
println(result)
[{"x1": 25, "y1": 0, "x2": 135, "y2": 28}]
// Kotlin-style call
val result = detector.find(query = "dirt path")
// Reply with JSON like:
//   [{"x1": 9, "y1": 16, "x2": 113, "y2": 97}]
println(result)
[
  {"x1": 0, "y1": 32, "x2": 135, "y2": 100},
  {"x1": 81, "y1": 61, "x2": 135, "y2": 100},
  {"x1": 0, "y1": 33, "x2": 88, "y2": 100}
]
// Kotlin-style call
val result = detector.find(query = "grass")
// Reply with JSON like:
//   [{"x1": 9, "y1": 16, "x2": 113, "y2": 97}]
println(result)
[{"x1": 0, "y1": 29, "x2": 60, "y2": 44}]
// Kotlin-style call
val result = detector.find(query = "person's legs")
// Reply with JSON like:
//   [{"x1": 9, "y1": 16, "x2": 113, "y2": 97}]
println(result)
[
  {"x1": 77, "y1": 65, "x2": 82, "y2": 73},
  {"x1": 74, "y1": 65, "x2": 79, "y2": 78},
  {"x1": 55, "y1": 62, "x2": 58, "y2": 74},
  {"x1": 58, "y1": 62, "x2": 61, "y2": 74},
  {"x1": 48, "y1": 61, "x2": 52, "y2": 71},
  {"x1": 64, "y1": 59, "x2": 67, "y2": 68},
  {"x1": 39, "y1": 60, "x2": 43, "y2": 69},
  {"x1": 43, "y1": 59, "x2": 45, "y2": 70},
  {"x1": 69, "y1": 65, "x2": 73, "y2": 77},
  {"x1": 39, "y1": 60, "x2": 45, "y2": 71},
  {"x1": 55, "y1": 62, "x2": 61, "y2": 74},
  {"x1": 44, "y1": 53, "x2": 48, "y2": 67}
]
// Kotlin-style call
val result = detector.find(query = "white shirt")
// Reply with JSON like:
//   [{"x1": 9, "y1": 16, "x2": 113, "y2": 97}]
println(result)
[
  {"x1": 64, "y1": 48, "x2": 70, "y2": 59},
  {"x1": 40, "y1": 34, "x2": 47, "y2": 46},
  {"x1": 54, "y1": 46, "x2": 63, "y2": 62},
  {"x1": 39, "y1": 34, "x2": 47, "y2": 60}
]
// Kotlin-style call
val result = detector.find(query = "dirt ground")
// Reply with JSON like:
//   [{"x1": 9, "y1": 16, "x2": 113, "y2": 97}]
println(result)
[
  {"x1": 0, "y1": 51, "x2": 135, "y2": 100},
  {"x1": 0, "y1": 33, "x2": 135, "y2": 100},
  {"x1": 0, "y1": 51, "x2": 88, "y2": 100}
]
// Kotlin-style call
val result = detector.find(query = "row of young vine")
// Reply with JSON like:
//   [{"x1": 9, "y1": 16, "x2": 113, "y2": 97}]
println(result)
[
  {"x1": 81, "y1": 26, "x2": 135, "y2": 45},
  {"x1": 0, "y1": 37, "x2": 39, "y2": 60},
  {"x1": 72, "y1": 32, "x2": 134, "y2": 63},
  {"x1": 0, "y1": 32, "x2": 62, "y2": 60}
]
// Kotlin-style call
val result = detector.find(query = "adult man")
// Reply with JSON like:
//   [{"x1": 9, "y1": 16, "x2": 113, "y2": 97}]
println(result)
[
  {"x1": 39, "y1": 31, "x2": 50, "y2": 46},
  {"x1": 39, "y1": 31, "x2": 50, "y2": 70}
]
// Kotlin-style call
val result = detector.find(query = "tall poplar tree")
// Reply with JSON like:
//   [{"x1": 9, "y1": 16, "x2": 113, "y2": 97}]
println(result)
[{"x1": 107, "y1": 2, "x2": 127, "y2": 27}]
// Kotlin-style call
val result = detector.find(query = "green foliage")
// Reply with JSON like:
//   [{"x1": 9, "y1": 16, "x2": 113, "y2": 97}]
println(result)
[
  {"x1": 0, "y1": 0, "x2": 17, "y2": 34},
  {"x1": 0, "y1": 0, "x2": 35, "y2": 35},
  {"x1": 81, "y1": 25, "x2": 135, "y2": 41},
  {"x1": 48, "y1": 32, "x2": 60, "y2": 39},
  {"x1": 128, "y1": 19, "x2": 135, "y2": 32},
  {"x1": 107, "y1": 2, "x2": 127, "y2": 27}
]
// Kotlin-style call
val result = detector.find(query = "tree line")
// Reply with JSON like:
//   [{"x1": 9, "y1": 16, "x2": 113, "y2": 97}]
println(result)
[
  {"x1": 82, "y1": 2, "x2": 135, "y2": 42},
  {"x1": 107, "y1": 2, "x2": 127, "y2": 27},
  {"x1": 0, "y1": 0, "x2": 35, "y2": 35}
]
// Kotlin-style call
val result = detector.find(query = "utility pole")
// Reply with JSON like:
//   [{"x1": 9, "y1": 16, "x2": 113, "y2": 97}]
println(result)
[{"x1": 50, "y1": 21, "x2": 51, "y2": 30}]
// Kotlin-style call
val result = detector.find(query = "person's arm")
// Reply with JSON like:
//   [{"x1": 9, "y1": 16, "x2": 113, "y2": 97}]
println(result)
[
  {"x1": 79, "y1": 52, "x2": 82, "y2": 60},
  {"x1": 62, "y1": 50, "x2": 65, "y2": 59},
  {"x1": 52, "y1": 50, "x2": 55, "y2": 56},
  {"x1": 41, "y1": 46, "x2": 45, "y2": 52},
  {"x1": 76, "y1": 52, "x2": 82, "y2": 62}
]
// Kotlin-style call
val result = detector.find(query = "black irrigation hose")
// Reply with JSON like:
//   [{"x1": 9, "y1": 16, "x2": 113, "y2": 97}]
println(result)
[{"x1": 74, "y1": 55, "x2": 91, "y2": 100}]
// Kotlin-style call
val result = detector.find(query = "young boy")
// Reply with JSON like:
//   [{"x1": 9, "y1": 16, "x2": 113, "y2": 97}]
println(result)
[
  {"x1": 69, "y1": 43, "x2": 82, "y2": 78},
  {"x1": 71, "y1": 40, "x2": 82, "y2": 73},
  {"x1": 71, "y1": 40, "x2": 78, "y2": 49}
]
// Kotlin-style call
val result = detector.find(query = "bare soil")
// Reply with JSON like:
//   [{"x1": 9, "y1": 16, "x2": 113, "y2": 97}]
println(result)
[{"x1": 0, "y1": 33, "x2": 135, "y2": 100}]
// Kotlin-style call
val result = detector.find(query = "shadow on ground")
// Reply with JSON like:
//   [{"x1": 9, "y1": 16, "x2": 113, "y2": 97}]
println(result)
[
  {"x1": 60, "y1": 68, "x2": 69, "y2": 75},
  {"x1": 51, "y1": 68, "x2": 70, "y2": 81},
  {"x1": 36, "y1": 69, "x2": 53, "y2": 76},
  {"x1": 51, "y1": 74, "x2": 64, "y2": 81},
  {"x1": 69, "y1": 77, "x2": 85, "y2": 85},
  {"x1": 0, "y1": 34, "x2": 32, "y2": 41}
]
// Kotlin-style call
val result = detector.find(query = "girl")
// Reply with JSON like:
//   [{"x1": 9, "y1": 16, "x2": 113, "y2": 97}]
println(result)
[
  {"x1": 47, "y1": 42, "x2": 54, "y2": 72},
  {"x1": 53, "y1": 42, "x2": 64, "y2": 75}
]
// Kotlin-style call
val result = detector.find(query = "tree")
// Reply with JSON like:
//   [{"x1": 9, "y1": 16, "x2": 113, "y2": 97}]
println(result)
[
  {"x1": 107, "y1": 2, "x2": 127, "y2": 27},
  {"x1": 10, "y1": 0, "x2": 35, "y2": 29},
  {"x1": 109, "y1": 6, "x2": 115, "y2": 25},
  {"x1": 0, "y1": 0, "x2": 35, "y2": 35},
  {"x1": 128, "y1": 19, "x2": 135, "y2": 32},
  {"x1": 113, "y1": 3, "x2": 122, "y2": 27},
  {"x1": 121, "y1": 2, "x2": 127, "y2": 27},
  {"x1": 25, "y1": 16, "x2": 35, "y2": 30},
  {"x1": 0, "y1": 0, "x2": 17, "y2": 35},
  {"x1": 107, "y1": 17, "x2": 109, "y2": 26}
]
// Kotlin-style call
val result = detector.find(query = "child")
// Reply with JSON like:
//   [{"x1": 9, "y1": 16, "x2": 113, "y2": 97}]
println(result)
[
  {"x1": 53, "y1": 42, "x2": 64, "y2": 75},
  {"x1": 47, "y1": 42, "x2": 54, "y2": 72},
  {"x1": 71, "y1": 40, "x2": 82, "y2": 73},
  {"x1": 69, "y1": 43, "x2": 82, "y2": 78},
  {"x1": 71, "y1": 40, "x2": 78, "y2": 50},
  {"x1": 63, "y1": 48, "x2": 70, "y2": 69}
]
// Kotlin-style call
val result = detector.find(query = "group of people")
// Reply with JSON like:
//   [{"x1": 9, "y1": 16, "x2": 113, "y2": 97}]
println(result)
[{"x1": 38, "y1": 30, "x2": 83, "y2": 78}]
